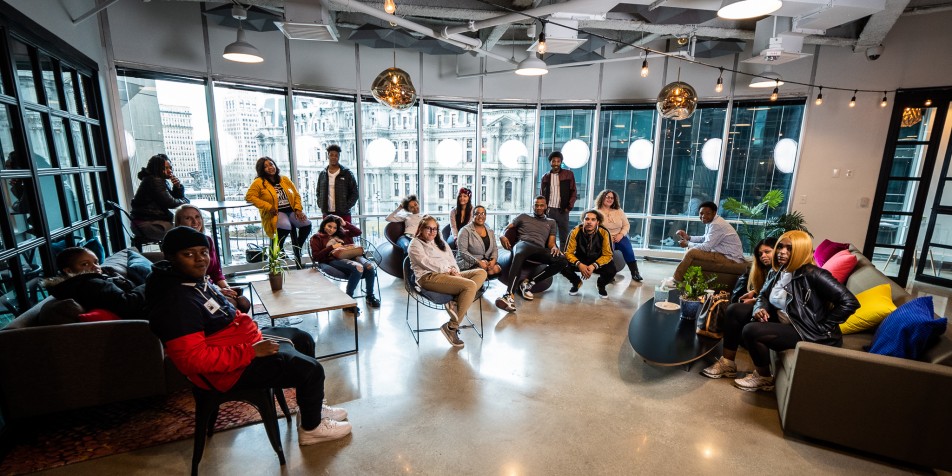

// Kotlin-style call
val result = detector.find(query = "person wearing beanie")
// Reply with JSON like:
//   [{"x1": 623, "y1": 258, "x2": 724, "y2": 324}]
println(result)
[{"x1": 146, "y1": 226, "x2": 353, "y2": 445}]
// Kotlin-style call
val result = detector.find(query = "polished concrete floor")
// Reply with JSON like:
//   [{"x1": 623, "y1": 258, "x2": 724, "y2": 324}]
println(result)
[{"x1": 36, "y1": 260, "x2": 952, "y2": 475}]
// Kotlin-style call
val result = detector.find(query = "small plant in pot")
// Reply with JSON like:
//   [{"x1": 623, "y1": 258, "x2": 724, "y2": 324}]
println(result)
[
  {"x1": 677, "y1": 266, "x2": 716, "y2": 320},
  {"x1": 263, "y1": 235, "x2": 290, "y2": 291}
]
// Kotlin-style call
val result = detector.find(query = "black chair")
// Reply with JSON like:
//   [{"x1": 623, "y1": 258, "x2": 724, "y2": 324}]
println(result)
[
  {"x1": 309, "y1": 235, "x2": 382, "y2": 300},
  {"x1": 496, "y1": 227, "x2": 554, "y2": 294},
  {"x1": 191, "y1": 385, "x2": 291, "y2": 475},
  {"x1": 402, "y1": 256, "x2": 483, "y2": 344},
  {"x1": 440, "y1": 223, "x2": 458, "y2": 250},
  {"x1": 377, "y1": 221, "x2": 406, "y2": 278},
  {"x1": 106, "y1": 200, "x2": 159, "y2": 251}
]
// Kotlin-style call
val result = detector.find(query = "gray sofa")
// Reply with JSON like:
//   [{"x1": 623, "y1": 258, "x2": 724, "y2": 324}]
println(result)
[
  {"x1": 771, "y1": 246, "x2": 952, "y2": 471},
  {"x1": 0, "y1": 248, "x2": 187, "y2": 420}
]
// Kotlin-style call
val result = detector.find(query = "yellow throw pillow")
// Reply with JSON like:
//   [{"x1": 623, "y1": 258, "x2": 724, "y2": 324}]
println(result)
[{"x1": 839, "y1": 284, "x2": 897, "y2": 334}]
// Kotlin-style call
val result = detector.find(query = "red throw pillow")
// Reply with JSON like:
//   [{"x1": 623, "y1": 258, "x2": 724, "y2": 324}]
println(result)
[
  {"x1": 814, "y1": 239, "x2": 850, "y2": 267},
  {"x1": 78, "y1": 309, "x2": 122, "y2": 322},
  {"x1": 821, "y1": 249, "x2": 857, "y2": 283}
]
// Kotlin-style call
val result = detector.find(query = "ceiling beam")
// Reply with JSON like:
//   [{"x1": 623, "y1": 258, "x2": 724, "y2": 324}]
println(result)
[
  {"x1": 482, "y1": 25, "x2": 510, "y2": 50},
  {"x1": 853, "y1": 0, "x2": 910, "y2": 51}
]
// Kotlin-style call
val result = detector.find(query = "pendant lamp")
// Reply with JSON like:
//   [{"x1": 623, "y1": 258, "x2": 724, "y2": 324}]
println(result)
[{"x1": 371, "y1": 52, "x2": 417, "y2": 110}]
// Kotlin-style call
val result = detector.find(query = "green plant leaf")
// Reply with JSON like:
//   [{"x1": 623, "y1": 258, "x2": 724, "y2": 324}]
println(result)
[{"x1": 763, "y1": 189, "x2": 784, "y2": 208}]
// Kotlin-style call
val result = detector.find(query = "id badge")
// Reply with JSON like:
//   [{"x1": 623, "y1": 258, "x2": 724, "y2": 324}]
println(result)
[{"x1": 203, "y1": 298, "x2": 221, "y2": 315}]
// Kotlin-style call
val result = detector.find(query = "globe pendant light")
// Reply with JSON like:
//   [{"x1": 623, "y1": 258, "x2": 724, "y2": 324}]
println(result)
[
  {"x1": 656, "y1": 69, "x2": 698, "y2": 121},
  {"x1": 372, "y1": 52, "x2": 417, "y2": 111}
]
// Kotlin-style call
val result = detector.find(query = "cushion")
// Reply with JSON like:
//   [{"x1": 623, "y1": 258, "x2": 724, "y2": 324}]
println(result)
[
  {"x1": 78, "y1": 308, "x2": 122, "y2": 322},
  {"x1": 814, "y1": 239, "x2": 850, "y2": 267},
  {"x1": 839, "y1": 284, "x2": 897, "y2": 334},
  {"x1": 821, "y1": 249, "x2": 857, "y2": 283},
  {"x1": 102, "y1": 248, "x2": 154, "y2": 286},
  {"x1": 36, "y1": 299, "x2": 84, "y2": 326},
  {"x1": 868, "y1": 296, "x2": 948, "y2": 360}
]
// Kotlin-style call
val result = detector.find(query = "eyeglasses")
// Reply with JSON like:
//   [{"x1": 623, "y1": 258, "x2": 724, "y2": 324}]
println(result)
[
  {"x1": 474, "y1": 212, "x2": 487, "y2": 217},
  {"x1": 776, "y1": 243, "x2": 793, "y2": 251},
  {"x1": 423, "y1": 226, "x2": 439, "y2": 232}
]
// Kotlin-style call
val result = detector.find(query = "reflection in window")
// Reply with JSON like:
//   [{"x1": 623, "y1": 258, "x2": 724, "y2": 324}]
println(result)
[
  {"x1": 291, "y1": 92, "x2": 356, "y2": 216},
  {"x1": 538, "y1": 107, "x2": 594, "y2": 212},
  {"x1": 481, "y1": 105, "x2": 536, "y2": 213},
  {"x1": 24, "y1": 110, "x2": 52, "y2": 168},
  {"x1": 11, "y1": 39, "x2": 38, "y2": 104},
  {"x1": 595, "y1": 107, "x2": 656, "y2": 214},
  {"x1": 39, "y1": 53, "x2": 60, "y2": 110},
  {"x1": 3, "y1": 177, "x2": 38, "y2": 242}
]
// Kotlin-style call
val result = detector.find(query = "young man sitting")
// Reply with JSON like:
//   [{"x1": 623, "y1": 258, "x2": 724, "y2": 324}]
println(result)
[
  {"x1": 146, "y1": 226, "x2": 352, "y2": 446},
  {"x1": 45, "y1": 247, "x2": 146, "y2": 319},
  {"x1": 560, "y1": 210, "x2": 617, "y2": 299}
]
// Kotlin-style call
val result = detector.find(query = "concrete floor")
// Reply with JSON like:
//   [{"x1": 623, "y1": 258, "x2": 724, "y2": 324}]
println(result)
[{"x1": 36, "y1": 260, "x2": 952, "y2": 475}]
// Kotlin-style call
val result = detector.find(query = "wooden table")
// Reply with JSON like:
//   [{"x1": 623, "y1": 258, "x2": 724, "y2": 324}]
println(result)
[
  {"x1": 628, "y1": 298, "x2": 722, "y2": 369},
  {"x1": 252, "y1": 269, "x2": 358, "y2": 359}
]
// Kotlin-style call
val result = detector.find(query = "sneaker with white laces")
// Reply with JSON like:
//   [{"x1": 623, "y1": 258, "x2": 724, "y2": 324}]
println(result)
[
  {"x1": 495, "y1": 293, "x2": 517, "y2": 312},
  {"x1": 299, "y1": 418, "x2": 352, "y2": 445},
  {"x1": 519, "y1": 279, "x2": 535, "y2": 300},
  {"x1": 660, "y1": 277, "x2": 678, "y2": 289},
  {"x1": 701, "y1": 356, "x2": 737, "y2": 379},
  {"x1": 445, "y1": 301, "x2": 459, "y2": 323},
  {"x1": 440, "y1": 322, "x2": 464, "y2": 347},
  {"x1": 733, "y1": 370, "x2": 775, "y2": 392},
  {"x1": 322, "y1": 404, "x2": 348, "y2": 421},
  {"x1": 568, "y1": 281, "x2": 581, "y2": 296}
]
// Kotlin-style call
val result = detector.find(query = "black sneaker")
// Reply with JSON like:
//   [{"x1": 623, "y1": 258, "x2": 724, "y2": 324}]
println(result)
[
  {"x1": 569, "y1": 281, "x2": 581, "y2": 296},
  {"x1": 365, "y1": 295, "x2": 381, "y2": 308},
  {"x1": 598, "y1": 286, "x2": 608, "y2": 299},
  {"x1": 346, "y1": 306, "x2": 361, "y2": 316}
]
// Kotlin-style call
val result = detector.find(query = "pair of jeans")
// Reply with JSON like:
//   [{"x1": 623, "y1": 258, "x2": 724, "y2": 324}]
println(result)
[
  {"x1": 416, "y1": 269, "x2": 487, "y2": 329},
  {"x1": 322, "y1": 259, "x2": 376, "y2": 297},
  {"x1": 613, "y1": 236, "x2": 638, "y2": 264}
]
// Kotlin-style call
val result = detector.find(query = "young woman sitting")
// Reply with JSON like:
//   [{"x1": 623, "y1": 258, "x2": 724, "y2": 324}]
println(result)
[
  {"x1": 385, "y1": 194, "x2": 422, "y2": 252},
  {"x1": 456, "y1": 205, "x2": 501, "y2": 279},
  {"x1": 309, "y1": 215, "x2": 380, "y2": 314}
]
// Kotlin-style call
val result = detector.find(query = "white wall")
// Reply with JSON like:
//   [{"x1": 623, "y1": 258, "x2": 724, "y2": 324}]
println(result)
[{"x1": 7, "y1": 0, "x2": 104, "y2": 64}]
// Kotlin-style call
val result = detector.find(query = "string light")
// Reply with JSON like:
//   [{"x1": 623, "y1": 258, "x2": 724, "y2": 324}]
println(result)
[
  {"x1": 881, "y1": 92, "x2": 888, "y2": 108},
  {"x1": 715, "y1": 68, "x2": 723, "y2": 93},
  {"x1": 770, "y1": 81, "x2": 779, "y2": 101},
  {"x1": 640, "y1": 56, "x2": 649, "y2": 78},
  {"x1": 925, "y1": 99, "x2": 933, "y2": 106},
  {"x1": 815, "y1": 87, "x2": 823, "y2": 106},
  {"x1": 537, "y1": 28, "x2": 547, "y2": 55},
  {"x1": 384, "y1": 0, "x2": 396, "y2": 14},
  {"x1": 849, "y1": 90, "x2": 857, "y2": 108}
]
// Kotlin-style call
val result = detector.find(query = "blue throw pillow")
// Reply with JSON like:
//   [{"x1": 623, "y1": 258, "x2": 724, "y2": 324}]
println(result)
[
  {"x1": 868, "y1": 296, "x2": 948, "y2": 360},
  {"x1": 124, "y1": 249, "x2": 154, "y2": 286}
]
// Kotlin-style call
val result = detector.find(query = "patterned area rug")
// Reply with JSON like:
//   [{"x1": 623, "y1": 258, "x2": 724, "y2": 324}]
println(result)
[{"x1": 0, "y1": 388, "x2": 298, "y2": 475}]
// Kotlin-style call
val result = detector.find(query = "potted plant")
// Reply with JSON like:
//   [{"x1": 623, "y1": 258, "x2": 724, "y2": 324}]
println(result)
[
  {"x1": 722, "y1": 189, "x2": 811, "y2": 252},
  {"x1": 677, "y1": 265, "x2": 716, "y2": 320},
  {"x1": 263, "y1": 235, "x2": 290, "y2": 291}
]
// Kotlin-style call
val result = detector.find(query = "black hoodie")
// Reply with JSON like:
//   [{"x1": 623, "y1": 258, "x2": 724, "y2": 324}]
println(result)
[{"x1": 46, "y1": 271, "x2": 145, "y2": 319}]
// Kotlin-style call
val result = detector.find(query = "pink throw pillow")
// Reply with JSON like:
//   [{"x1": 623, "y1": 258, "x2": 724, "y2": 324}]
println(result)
[
  {"x1": 78, "y1": 309, "x2": 122, "y2": 322},
  {"x1": 821, "y1": 249, "x2": 857, "y2": 283},
  {"x1": 814, "y1": 239, "x2": 850, "y2": 267}
]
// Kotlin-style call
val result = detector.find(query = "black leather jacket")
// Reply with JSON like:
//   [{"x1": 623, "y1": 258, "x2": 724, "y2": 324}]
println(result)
[
  {"x1": 753, "y1": 264, "x2": 859, "y2": 346},
  {"x1": 131, "y1": 176, "x2": 188, "y2": 222}
]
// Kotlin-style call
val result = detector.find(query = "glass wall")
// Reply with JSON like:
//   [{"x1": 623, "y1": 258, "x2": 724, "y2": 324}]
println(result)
[
  {"x1": 361, "y1": 99, "x2": 419, "y2": 240},
  {"x1": 292, "y1": 91, "x2": 357, "y2": 217},
  {"x1": 480, "y1": 104, "x2": 537, "y2": 226},
  {"x1": 421, "y1": 101, "x2": 477, "y2": 216},
  {"x1": 538, "y1": 106, "x2": 595, "y2": 218}
]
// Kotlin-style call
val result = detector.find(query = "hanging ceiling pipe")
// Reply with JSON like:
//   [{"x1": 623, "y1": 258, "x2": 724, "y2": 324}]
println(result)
[
  {"x1": 457, "y1": 50, "x2": 693, "y2": 79},
  {"x1": 443, "y1": 0, "x2": 615, "y2": 36},
  {"x1": 334, "y1": 0, "x2": 482, "y2": 49}
]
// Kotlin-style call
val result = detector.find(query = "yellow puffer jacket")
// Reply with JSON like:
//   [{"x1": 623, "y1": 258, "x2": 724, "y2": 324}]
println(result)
[{"x1": 245, "y1": 176, "x2": 304, "y2": 237}]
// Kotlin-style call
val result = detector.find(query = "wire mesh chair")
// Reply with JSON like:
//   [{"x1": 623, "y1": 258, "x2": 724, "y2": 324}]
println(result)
[
  {"x1": 308, "y1": 235, "x2": 382, "y2": 300},
  {"x1": 403, "y1": 255, "x2": 484, "y2": 344}
]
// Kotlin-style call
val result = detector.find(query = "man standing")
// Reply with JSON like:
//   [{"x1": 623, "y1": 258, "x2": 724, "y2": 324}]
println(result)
[
  {"x1": 539, "y1": 151, "x2": 577, "y2": 249},
  {"x1": 496, "y1": 196, "x2": 568, "y2": 312},
  {"x1": 561, "y1": 210, "x2": 616, "y2": 299},
  {"x1": 661, "y1": 201, "x2": 747, "y2": 287},
  {"x1": 317, "y1": 144, "x2": 358, "y2": 223}
]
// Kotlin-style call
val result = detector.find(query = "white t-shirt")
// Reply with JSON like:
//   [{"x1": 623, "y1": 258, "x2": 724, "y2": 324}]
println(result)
[{"x1": 327, "y1": 169, "x2": 339, "y2": 212}]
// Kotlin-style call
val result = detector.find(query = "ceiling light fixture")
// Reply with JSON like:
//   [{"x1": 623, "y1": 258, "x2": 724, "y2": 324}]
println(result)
[
  {"x1": 222, "y1": 6, "x2": 263, "y2": 64},
  {"x1": 750, "y1": 69, "x2": 783, "y2": 88},
  {"x1": 881, "y1": 92, "x2": 888, "y2": 108},
  {"x1": 901, "y1": 108, "x2": 923, "y2": 127},
  {"x1": 815, "y1": 87, "x2": 823, "y2": 106},
  {"x1": 715, "y1": 68, "x2": 724, "y2": 93},
  {"x1": 925, "y1": 99, "x2": 933, "y2": 106},
  {"x1": 717, "y1": 0, "x2": 783, "y2": 20},
  {"x1": 384, "y1": 0, "x2": 396, "y2": 15},
  {"x1": 537, "y1": 30, "x2": 547, "y2": 55},
  {"x1": 770, "y1": 81, "x2": 779, "y2": 101},
  {"x1": 515, "y1": 54, "x2": 548, "y2": 76},
  {"x1": 371, "y1": 52, "x2": 417, "y2": 110},
  {"x1": 656, "y1": 69, "x2": 698, "y2": 121},
  {"x1": 640, "y1": 54, "x2": 649, "y2": 78},
  {"x1": 849, "y1": 90, "x2": 857, "y2": 108}
]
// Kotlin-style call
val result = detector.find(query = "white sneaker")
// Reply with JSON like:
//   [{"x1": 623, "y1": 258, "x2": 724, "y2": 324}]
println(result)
[
  {"x1": 701, "y1": 357, "x2": 737, "y2": 379},
  {"x1": 495, "y1": 293, "x2": 517, "y2": 312},
  {"x1": 660, "y1": 277, "x2": 678, "y2": 289},
  {"x1": 299, "y1": 418, "x2": 352, "y2": 445},
  {"x1": 322, "y1": 404, "x2": 348, "y2": 421},
  {"x1": 733, "y1": 370, "x2": 775, "y2": 392},
  {"x1": 519, "y1": 280, "x2": 534, "y2": 300}
]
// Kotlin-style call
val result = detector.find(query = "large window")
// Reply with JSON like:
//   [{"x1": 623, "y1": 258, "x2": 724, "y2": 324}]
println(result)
[
  {"x1": 538, "y1": 106, "x2": 595, "y2": 213},
  {"x1": 361, "y1": 100, "x2": 418, "y2": 238},
  {"x1": 291, "y1": 91, "x2": 357, "y2": 217},
  {"x1": 480, "y1": 104, "x2": 536, "y2": 221},
  {"x1": 422, "y1": 101, "x2": 476, "y2": 215}
]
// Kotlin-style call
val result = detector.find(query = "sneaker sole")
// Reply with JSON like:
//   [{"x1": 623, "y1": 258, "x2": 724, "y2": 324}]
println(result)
[
  {"x1": 299, "y1": 430, "x2": 351, "y2": 445},
  {"x1": 733, "y1": 383, "x2": 774, "y2": 392},
  {"x1": 495, "y1": 299, "x2": 516, "y2": 312},
  {"x1": 521, "y1": 293, "x2": 534, "y2": 301},
  {"x1": 701, "y1": 370, "x2": 737, "y2": 379},
  {"x1": 569, "y1": 290, "x2": 579, "y2": 296}
]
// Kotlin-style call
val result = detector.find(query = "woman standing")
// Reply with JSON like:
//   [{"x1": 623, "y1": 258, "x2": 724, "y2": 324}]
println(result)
[
  {"x1": 309, "y1": 215, "x2": 380, "y2": 314},
  {"x1": 595, "y1": 189, "x2": 641, "y2": 281},
  {"x1": 733, "y1": 231, "x2": 859, "y2": 392},
  {"x1": 408, "y1": 215, "x2": 487, "y2": 348},
  {"x1": 456, "y1": 205, "x2": 501, "y2": 279},
  {"x1": 131, "y1": 154, "x2": 189, "y2": 243},
  {"x1": 446, "y1": 187, "x2": 473, "y2": 248},
  {"x1": 245, "y1": 157, "x2": 312, "y2": 269},
  {"x1": 173, "y1": 204, "x2": 251, "y2": 313}
]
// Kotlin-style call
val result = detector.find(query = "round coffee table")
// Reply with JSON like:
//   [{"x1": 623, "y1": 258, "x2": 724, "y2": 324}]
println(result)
[{"x1": 628, "y1": 298, "x2": 722, "y2": 368}]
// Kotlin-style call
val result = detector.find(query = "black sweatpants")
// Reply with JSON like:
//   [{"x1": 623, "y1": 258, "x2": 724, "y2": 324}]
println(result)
[
  {"x1": 741, "y1": 322, "x2": 801, "y2": 368},
  {"x1": 507, "y1": 241, "x2": 568, "y2": 293}
]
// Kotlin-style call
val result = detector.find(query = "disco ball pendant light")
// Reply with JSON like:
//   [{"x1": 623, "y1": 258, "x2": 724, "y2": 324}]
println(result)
[
  {"x1": 656, "y1": 69, "x2": 698, "y2": 121},
  {"x1": 372, "y1": 52, "x2": 417, "y2": 110}
]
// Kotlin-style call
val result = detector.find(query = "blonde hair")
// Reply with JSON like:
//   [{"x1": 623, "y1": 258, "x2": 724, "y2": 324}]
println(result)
[
  {"x1": 173, "y1": 204, "x2": 205, "y2": 233},
  {"x1": 774, "y1": 230, "x2": 815, "y2": 272}
]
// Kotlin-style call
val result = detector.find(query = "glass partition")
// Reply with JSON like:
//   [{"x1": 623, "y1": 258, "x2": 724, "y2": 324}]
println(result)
[
  {"x1": 538, "y1": 107, "x2": 595, "y2": 212},
  {"x1": 480, "y1": 104, "x2": 537, "y2": 215},
  {"x1": 422, "y1": 101, "x2": 477, "y2": 215},
  {"x1": 291, "y1": 91, "x2": 357, "y2": 217}
]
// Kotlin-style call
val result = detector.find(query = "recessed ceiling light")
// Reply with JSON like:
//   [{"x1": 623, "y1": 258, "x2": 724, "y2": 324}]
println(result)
[{"x1": 718, "y1": 0, "x2": 783, "y2": 20}]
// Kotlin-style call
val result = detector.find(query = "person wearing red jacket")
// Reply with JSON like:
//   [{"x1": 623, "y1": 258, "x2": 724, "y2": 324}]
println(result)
[
  {"x1": 309, "y1": 214, "x2": 380, "y2": 311},
  {"x1": 146, "y1": 226, "x2": 352, "y2": 446}
]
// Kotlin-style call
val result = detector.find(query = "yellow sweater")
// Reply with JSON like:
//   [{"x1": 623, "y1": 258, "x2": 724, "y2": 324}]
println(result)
[{"x1": 245, "y1": 176, "x2": 304, "y2": 237}]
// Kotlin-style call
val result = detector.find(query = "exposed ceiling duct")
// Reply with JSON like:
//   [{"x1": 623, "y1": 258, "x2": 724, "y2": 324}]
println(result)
[{"x1": 275, "y1": 0, "x2": 340, "y2": 41}]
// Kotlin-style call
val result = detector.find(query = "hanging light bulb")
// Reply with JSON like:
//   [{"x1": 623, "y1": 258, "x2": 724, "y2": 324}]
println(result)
[
  {"x1": 815, "y1": 87, "x2": 823, "y2": 106},
  {"x1": 384, "y1": 0, "x2": 396, "y2": 14},
  {"x1": 925, "y1": 99, "x2": 933, "y2": 106},
  {"x1": 849, "y1": 90, "x2": 857, "y2": 108},
  {"x1": 770, "y1": 81, "x2": 779, "y2": 101},
  {"x1": 881, "y1": 92, "x2": 888, "y2": 108},
  {"x1": 641, "y1": 56, "x2": 649, "y2": 78},
  {"x1": 537, "y1": 31, "x2": 547, "y2": 55},
  {"x1": 714, "y1": 68, "x2": 724, "y2": 93}
]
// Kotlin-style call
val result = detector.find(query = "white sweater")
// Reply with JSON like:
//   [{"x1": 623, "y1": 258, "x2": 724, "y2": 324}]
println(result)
[{"x1": 407, "y1": 238, "x2": 458, "y2": 279}]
